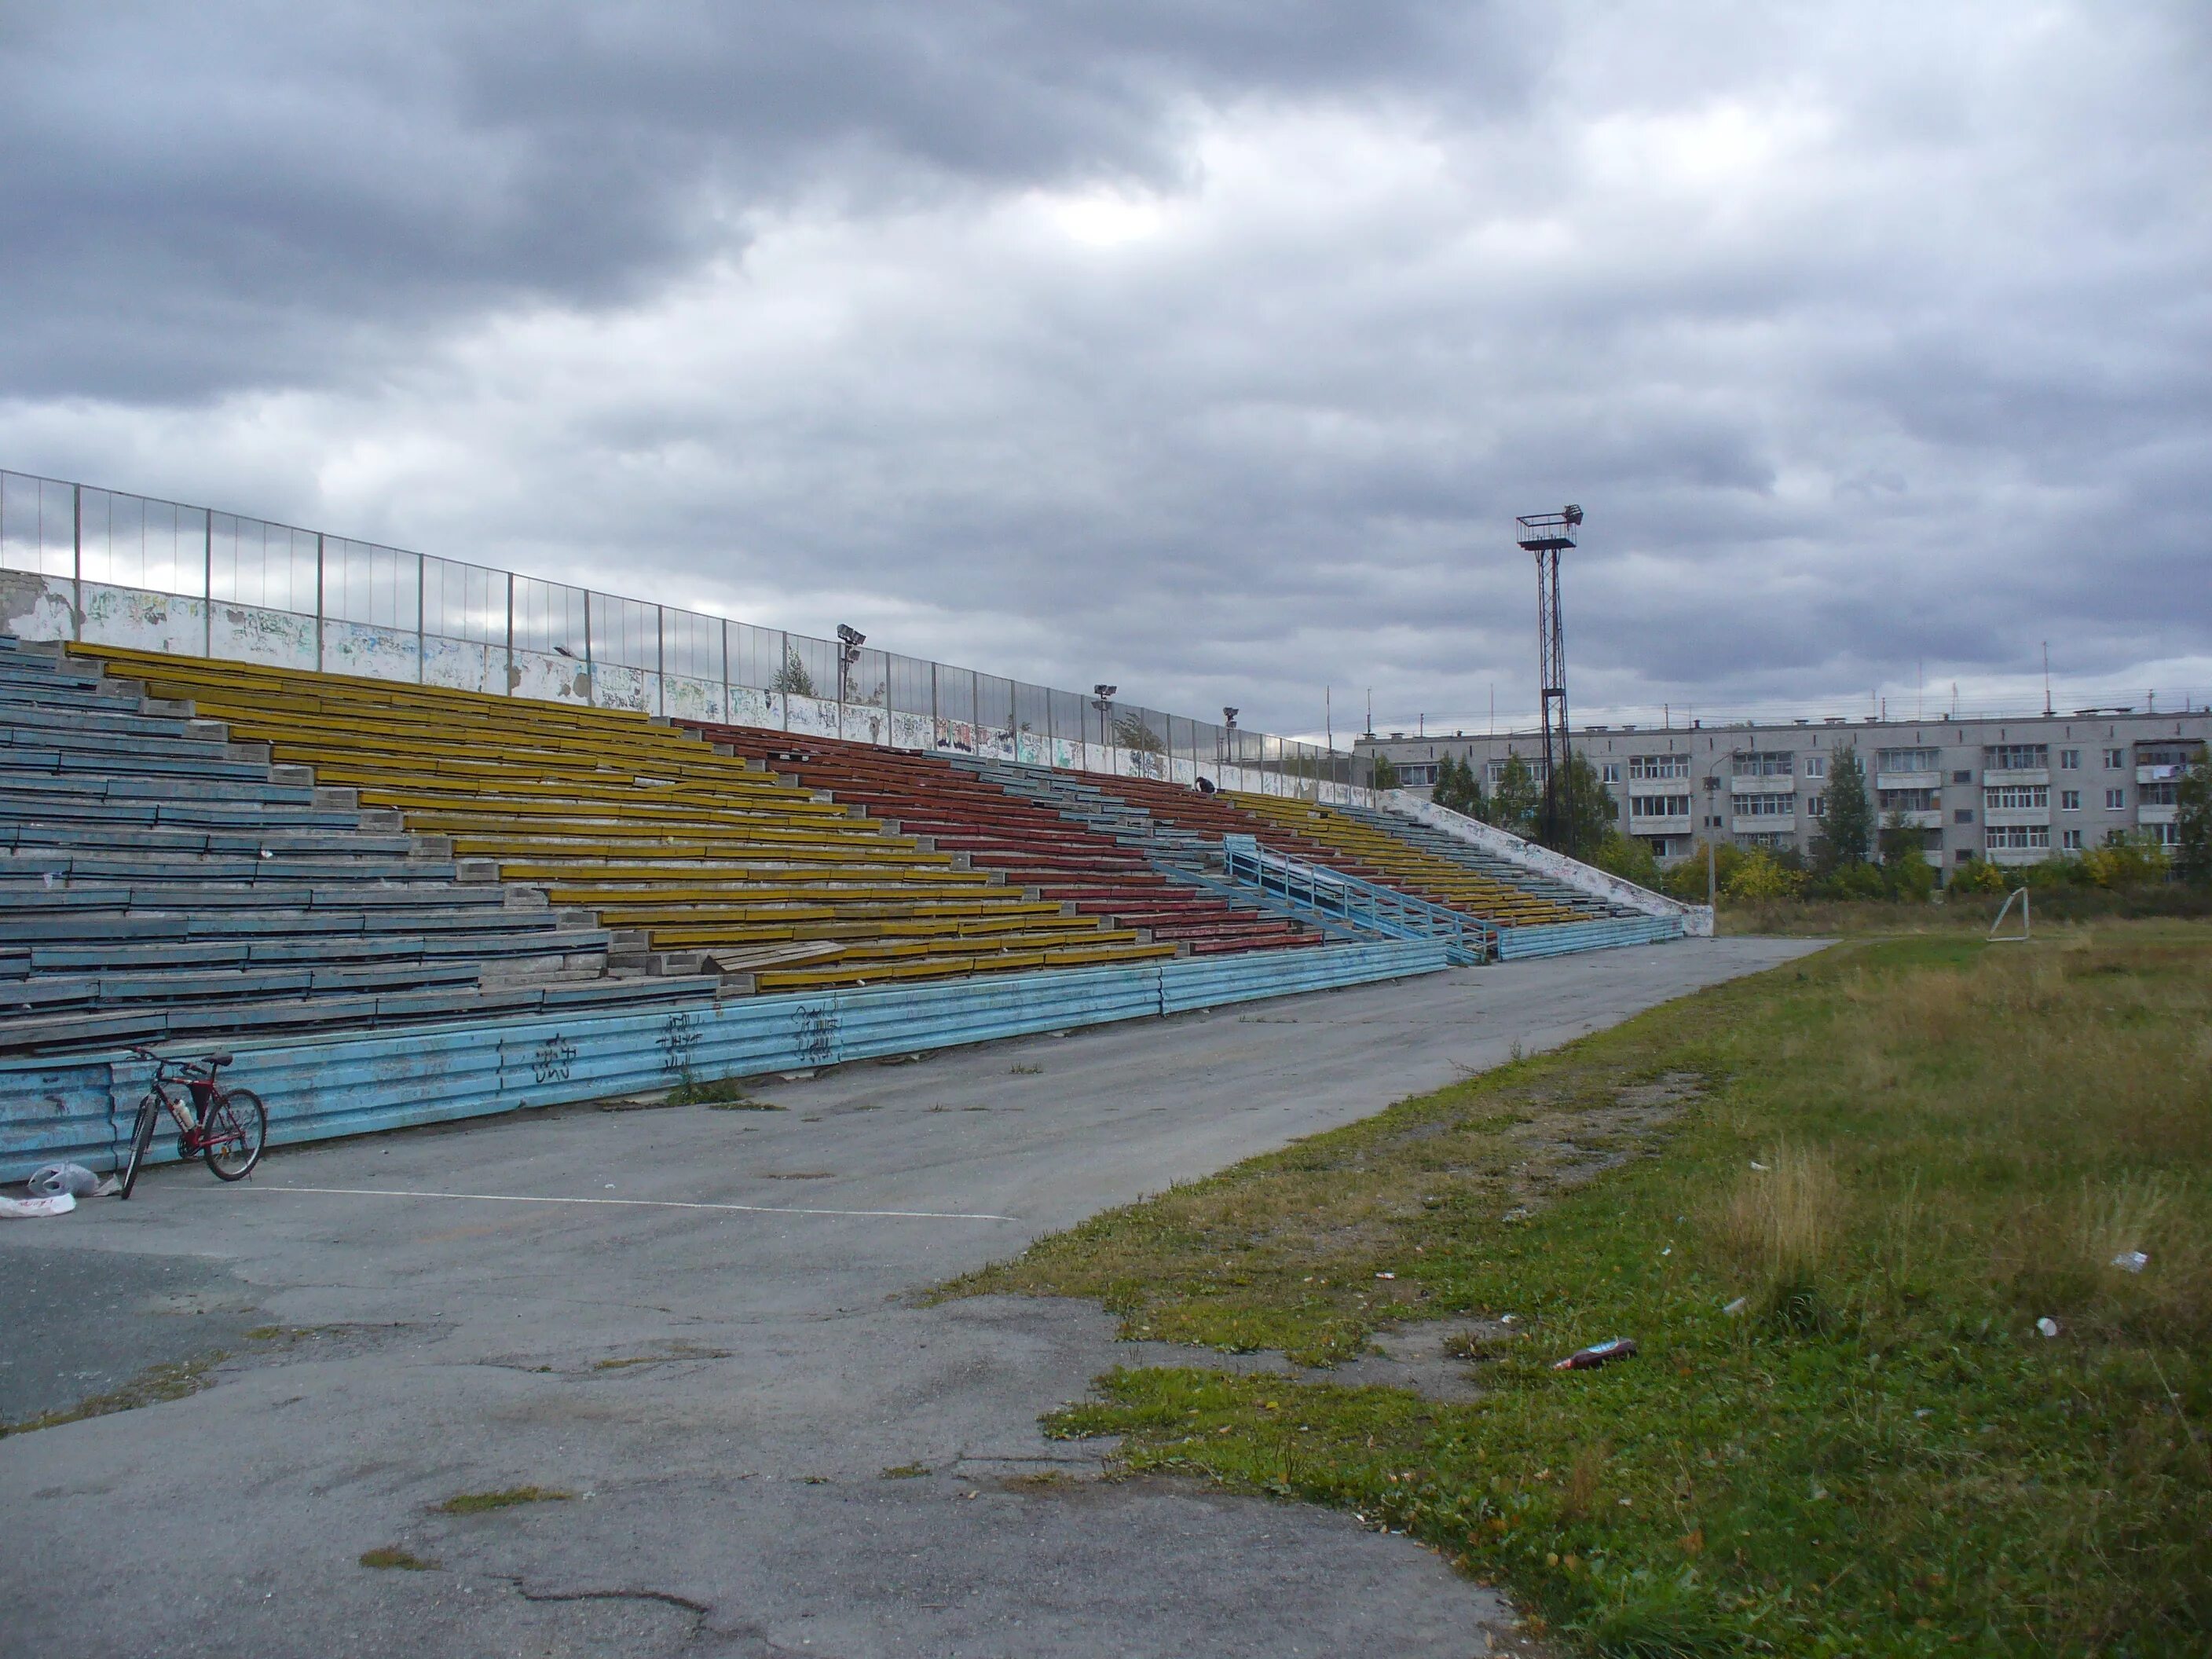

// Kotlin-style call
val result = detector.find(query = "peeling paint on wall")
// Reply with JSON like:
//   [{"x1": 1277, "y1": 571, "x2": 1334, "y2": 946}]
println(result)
[
  {"x1": 0, "y1": 571, "x2": 75, "y2": 642},
  {"x1": 322, "y1": 619, "x2": 419, "y2": 681},
  {"x1": 80, "y1": 583, "x2": 203, "y2": 655},
  {"x1": 423, "y1": 635, "x2": 501, "y2": 695},
  {"x1": 211, "y1": 603, "x2": 317, "y2": 669}
]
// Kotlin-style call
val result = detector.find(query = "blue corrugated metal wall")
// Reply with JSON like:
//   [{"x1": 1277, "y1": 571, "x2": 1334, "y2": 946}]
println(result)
[{"x1": 0, "y1": 940, "x2": 1448, "y2": 1180}]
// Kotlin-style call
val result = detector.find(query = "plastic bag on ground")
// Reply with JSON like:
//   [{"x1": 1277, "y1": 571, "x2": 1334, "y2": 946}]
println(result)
[
  {"x1": 27, "y1": 1163, "x2": 102, "y2": 1198},
  {"x1": 0, "y1": 1192, "x2": 77, "y2": 1219}
]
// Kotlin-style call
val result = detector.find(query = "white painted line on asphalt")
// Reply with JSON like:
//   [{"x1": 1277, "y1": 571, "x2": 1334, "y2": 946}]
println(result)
[{"x1": 246, "y1": 1184, "x2": 1019, "y2": 1222}]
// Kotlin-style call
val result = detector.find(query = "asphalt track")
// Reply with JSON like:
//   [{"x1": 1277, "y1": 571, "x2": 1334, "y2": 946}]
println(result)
[{"x1": 1, "y1": 937, "x2": 1822, "y2": 1657}]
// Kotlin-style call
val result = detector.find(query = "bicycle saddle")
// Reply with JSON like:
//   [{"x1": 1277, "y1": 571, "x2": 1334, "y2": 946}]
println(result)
[{"x1": 207, "y1": 1053, "x2": 235, "y2": 1068}]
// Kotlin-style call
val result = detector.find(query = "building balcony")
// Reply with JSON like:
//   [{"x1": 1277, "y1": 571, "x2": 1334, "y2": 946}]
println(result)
[
  {"x1": 2139, "y1": 804, "x2": 2178, "y2": 826},
  {"x1": 1731, "y1": 815, "x2": 1800, "y2": 834},
  {"x1": 1875, "y1": 770, "x2": 1943, "y2": 791},
  {"x1": 1988, "y1": 845, "x2": 2049, "y2": 866},
  {"x1": 2138, "y1": 764, "x2": 2186, "y2": 785},
  {"x1": 1629, "y1": 814, "x2": 1693, "y2": 833},
  {"x1": 1886, "y1": 809, "x2": 1942, "y2": 830},
  {"x1": 1983, "y1": 767, "x2": 2049, "y2": 787},
  {"x1": 1728, "y1": 775, "x2": 1796, "y2": 795},
  {"x1": 1983, "y1": 808, "x2": 2053, "y2": 829}
]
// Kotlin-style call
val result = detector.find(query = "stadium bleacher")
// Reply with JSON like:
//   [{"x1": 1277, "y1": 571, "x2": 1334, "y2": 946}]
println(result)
[
  {"x1": 0, "y1": 635, "x2": 720, "y2": 1054},
  {"x1": 691, "y1": 724, "x2": 1320, "y2": 955},
  {"x1": 62, "y1": 644, "x2": 1181, "y2": 996}
]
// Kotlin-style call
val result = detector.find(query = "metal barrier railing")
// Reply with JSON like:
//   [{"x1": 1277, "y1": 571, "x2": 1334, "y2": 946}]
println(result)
[
  {"x1": 1215, "y1": 834, "x2": 1495, "y2": 965},
  {"x1": 0, "y1": 467, "x2": 1359, "y2": 798}
]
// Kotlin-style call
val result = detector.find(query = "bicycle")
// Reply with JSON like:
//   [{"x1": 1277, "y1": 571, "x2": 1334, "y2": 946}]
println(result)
[{"x1": 118, "y1": 1046, "x2": 267, "y2": 1199}]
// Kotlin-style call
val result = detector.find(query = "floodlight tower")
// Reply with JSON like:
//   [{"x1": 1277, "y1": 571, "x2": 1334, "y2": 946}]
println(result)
[{"x1": 1514, "y1": 504, "x2": 1583, "y2": 847}]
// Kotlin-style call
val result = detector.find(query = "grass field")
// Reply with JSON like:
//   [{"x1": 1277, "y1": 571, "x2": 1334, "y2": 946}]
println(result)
[{"x1": 949, "y1": 921, "x2": 2212, "y2": 1656}]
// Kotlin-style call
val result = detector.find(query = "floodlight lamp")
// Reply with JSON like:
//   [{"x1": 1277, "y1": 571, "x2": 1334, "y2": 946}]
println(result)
[
  {"x1": 1094, "y1": 684, "x2": 1117, "y2": 700},
  {"x1": 1222, "y1": 706, "x2": 1239, "y2": 726},
  {"x1": 1563, "y1": 504, "x2": 1584, "y2": 526},
  {"x1": 836, "y1": 624, "x2": 866, "y2": 647}
]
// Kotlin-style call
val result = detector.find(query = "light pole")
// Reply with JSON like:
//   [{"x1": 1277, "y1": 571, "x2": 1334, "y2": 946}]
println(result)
[
  {"x1": 1092, "y1": 684, "x2": 1118, "y2": 771},
  {"x1": 1705, "y1": 775, "x2": 1722, "y2": 911},
  {"x1": 835, "y1": 624, "x2": 866, "y2": 709}
]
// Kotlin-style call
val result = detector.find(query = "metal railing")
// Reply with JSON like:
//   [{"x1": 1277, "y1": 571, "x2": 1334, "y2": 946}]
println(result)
[
  {"x1": 0, "y1": 467, "x2": 1355, "y2": 797},
  {"x1": 1216, "y1": 834, "x2": 1494, "y2": 964}
]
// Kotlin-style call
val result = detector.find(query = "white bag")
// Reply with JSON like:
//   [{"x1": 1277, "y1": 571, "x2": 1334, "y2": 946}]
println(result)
[{"x1": 0, "y1": 1192, "x2": 75, "y2": 1219}]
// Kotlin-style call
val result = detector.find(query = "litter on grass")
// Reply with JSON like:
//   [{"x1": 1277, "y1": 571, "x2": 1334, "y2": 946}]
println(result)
[
  {"x1": 2111, "y1": 1251, "x2": 2149, "y2": 1273},
  {"x1": 2036, "y1": 1317, "x2": 2060, "y2": 1338},
  {"x1": 1552, "y1": 1337, "x2": 1639, "y2": 1372}
]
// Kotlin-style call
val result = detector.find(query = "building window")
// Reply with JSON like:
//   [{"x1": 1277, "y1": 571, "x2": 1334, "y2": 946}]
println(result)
[
  {"x1": 2061, "y1": 829, "x2": 2083, "y2": 850},
  {"x1": 1628, "y1": 754, "x2": 1690, "y2": 781},
  {"x1": 1984, "y1": 744, "x2": 2048, "y2": 771},
  {"x1": 1734, "y1": 793, "x2": 1796, "y2": 818},
  {"x1": 1877, "y1": 747, "x2": 1939, "y2": 773},
  {"x1": 2102, "y1": 748, "x2": 2126, "y2": 769},
  {"x1": 1600, "y1": 762, "x2": 1621, "y2": 784},
  {"x1": 1730, "y1": 752, "x2": 1794, "y2": 778},
  {"x1": 1805, "y1": 793, "x2": 1826, "y2": 817},
  {"x1": 1741, "y1": 831, "x2": 1796, "y2": 851},
  {"x1": 1802, "y1": 755, "x2": 1826, "y2": 779},
  {"x1": 1630, "y1": 794, "x2": 1692, "y2": 819},
  {"x1": 2140, "y1": 745, "x2": 2200, "y2": 769},
  {"x1": 2105, "y1": 787, "x2": 2127, "y2": 810},
  {"x1": 1954, "y1": 808, "x2": 1976, "y2": 825},
  {"x1": 1879, "y1": 788, "x2": 1939, "y2": 812},
  {"x1": 1952, "y1": 770, "x2": 1973, "y2": 785},
  {"x1": 2141, "y1": 782, "x2": 2178, "y2": 807},
  {"x1": 2060, "y1": 789, "x2": 2081, "y2": 811},
  {"x1": 2060, "y1": 749, "x2": 2080, "y2": 770},
  {"x1": 1398, "y1": 764, "x2": 1438, "y2": 786},
  {"x1": 2146, "y1": 822, "x2": 2181, "y2": 848},
  {"x1": 1987, "y1": 826, "x2": 2051, "y2": 851},
  {"x1": 1955, "y1": 849, "x2": 1974, "y2": 865},
  {"x1": 1983, "y1": 785, "x2": 2049, "y2": 811}
]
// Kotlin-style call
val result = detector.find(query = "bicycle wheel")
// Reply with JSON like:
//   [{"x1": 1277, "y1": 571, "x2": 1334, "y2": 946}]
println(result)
[
  {"x1": 202, "y1": 1088, "x2": 266, "y2": 1181},
  {"x1": 118, "y1": 1095, "x2": 161, "y2": 1201}
]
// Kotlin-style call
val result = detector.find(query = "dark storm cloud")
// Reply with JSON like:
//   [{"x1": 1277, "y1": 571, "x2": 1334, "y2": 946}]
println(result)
[
  {"x1": 0, "y1": 0, "x2": 1521, "y2": 399},
  {"x1": 2, "y1": 1, "x2": 2208, "y2": 737}
]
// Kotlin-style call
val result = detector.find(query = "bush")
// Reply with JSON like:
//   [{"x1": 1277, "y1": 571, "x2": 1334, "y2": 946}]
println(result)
[{"x1": 1589, "y1": 829, "x2": 1661, "y2": 891}]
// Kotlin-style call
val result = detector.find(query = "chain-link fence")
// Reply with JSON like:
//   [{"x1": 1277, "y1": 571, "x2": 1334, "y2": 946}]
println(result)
[{"x1": 1, "y1": 469, "x2": 1357, "y2": 794}]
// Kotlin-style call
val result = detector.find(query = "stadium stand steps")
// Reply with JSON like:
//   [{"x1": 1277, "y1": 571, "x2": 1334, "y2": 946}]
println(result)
[
  {"x1": 1332, "y1": 800, "x2": 1645, "y2": 917},
  {"x1": 687, "y1": 725, "x2": 1320, "y2": 956},
  {"x1": 60, "y1": 642, "x2": 1180, "y2": 994},
  {"x1": 0, "y1": 633, "x2": 718, "y2": 1054}
]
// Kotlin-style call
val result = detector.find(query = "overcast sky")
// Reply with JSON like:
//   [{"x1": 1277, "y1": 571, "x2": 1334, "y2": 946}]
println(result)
[{"x1": 4, "y1": 2, "x2": 2207, "y2": 740}]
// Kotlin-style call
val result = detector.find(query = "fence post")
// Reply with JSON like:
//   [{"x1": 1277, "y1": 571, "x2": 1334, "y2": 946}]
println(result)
[
  {"x1": 656, "y1": 603, "x2": 665, "y2": 718},
  {"x1": 720, "y1": 617, "x2": 731, "y2": 724},
  {"x1": 416, "y1": 551, "x2": 426, "y2": 683},
  {"x1": 70, "y1": 483, "x2": 82, "y2": 642},
  {"x1": 202, "y1": 510, "x2": 214, "y2": 659},
  {"x1": 504, "y1": 571, "x2": 515, "y2": 695},
  {"x1": 778, "y1": 630, "x2": 790, "y2": 731},
  {"x1": 930, "y1": 661, "x2": 939, "y2": 748},
  {"x1": 313, "y1": 533, "x2": 325, "y2": 672},
  {"x1": 583, "y1": 591, "x2": 595, "y2": 706}
]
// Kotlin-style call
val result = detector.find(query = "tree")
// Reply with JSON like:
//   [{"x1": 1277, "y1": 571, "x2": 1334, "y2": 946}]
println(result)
[
  {"x1": 1876, "y1": 809, "x2": 1936, "y2": 900},
  {"x1": 1113, "y1": 712, "x2": 1168, "y2": 778},
  {"x1": 770, "y1": 649, "x2": 818, "y2": 699},
  {"x1": 1811, "y1": 747, "x2": 1873, "y2": 871},
  {"x1": 1545, "y1": 753, "x2": 1617, "y2": 860},
  {"x1": 1368, "y1": 753, "x2": 1400, "y2": 792},
  {"x1": 1433, "y1": 754, "x2": 1488, "y2": 820},
  {"x1": 1489, "y1": 752, "x2": 1540, "y2": 838},
  {"x1": 1590, "y1": 829, "x2": 1661, "y2": 890},
  {"x1": 2177, "y1": 753, "x2": 2212, "y2": 885},
  {"x1": 2082, "y1": 829, "x2": 2169, "y2": 888}
]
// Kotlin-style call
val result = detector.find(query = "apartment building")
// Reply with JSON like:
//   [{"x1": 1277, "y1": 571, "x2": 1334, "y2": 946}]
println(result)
[{"x1": 1357, "y1": 709, "x2": 2208, "y2": 871}]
